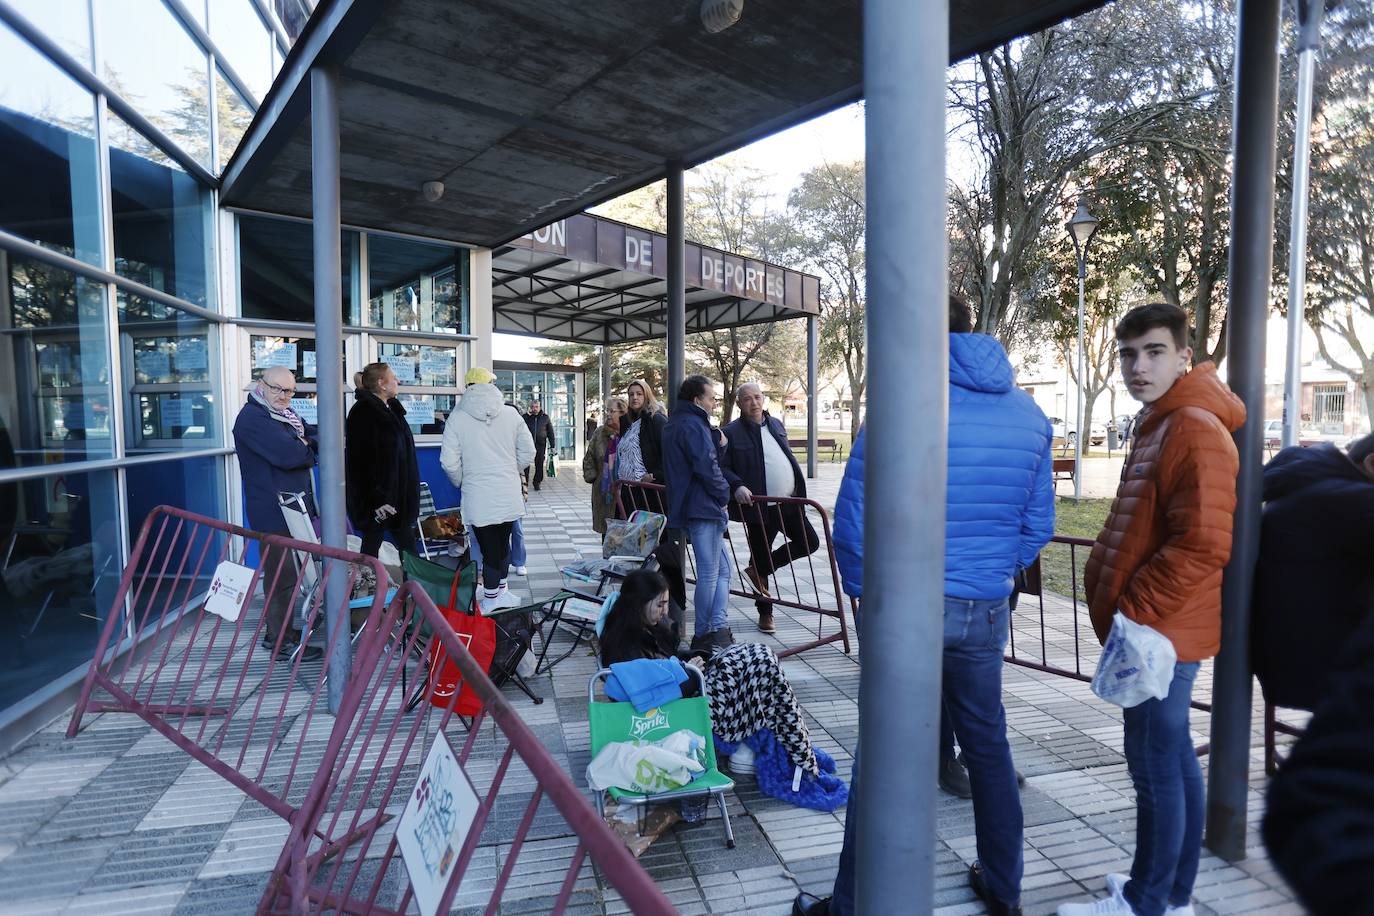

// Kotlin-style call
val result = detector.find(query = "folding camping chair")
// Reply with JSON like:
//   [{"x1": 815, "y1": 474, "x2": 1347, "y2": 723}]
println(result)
[
  {"x1": 277, "y1": 492, "x2": 396, "y2": 659},
  {"x1": 400, "y1": 550, "x2": 543, "y2": 709},
  {"x1": 532, "y1": 510, "x2": 668, "y2": 675},
  {"x1": 415, "y1": 481, "x2": 465, "y2": 560},
  {"x1": 588, "y1": 665, "x2": 736, "y2": 848}
]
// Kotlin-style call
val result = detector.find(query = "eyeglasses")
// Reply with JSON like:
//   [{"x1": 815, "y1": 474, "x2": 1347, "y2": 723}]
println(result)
[{"x1": 265, "y1": 382, "x2": 296, "y2": 396}]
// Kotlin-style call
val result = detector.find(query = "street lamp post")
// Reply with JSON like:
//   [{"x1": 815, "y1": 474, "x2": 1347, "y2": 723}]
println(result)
[{"x1": 1066, "y1": 200, "x2": 1099, "y2": 502}]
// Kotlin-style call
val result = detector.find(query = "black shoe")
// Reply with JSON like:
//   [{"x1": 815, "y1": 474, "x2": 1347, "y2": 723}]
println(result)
[
  {"x1": 278, "y1": 643, "x2": 323, "y2": 662},
  {"x1": 968, "y1": 862, "x2": 1022, "y2": 916},
  {"x1": 791, "y1": 892, "x2": 829, "y2": 916},
  {"x1": 533, "y1": 484, "x2": 541, "y2": 491},
  {"x1": 939, "y1": 754, "x2": 973, "y2": 798}
]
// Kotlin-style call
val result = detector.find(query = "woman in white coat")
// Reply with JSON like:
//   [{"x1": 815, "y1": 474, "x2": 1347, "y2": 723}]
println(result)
[{"x1": 440, "y1": 367, "x2": 535, "y2": 610}]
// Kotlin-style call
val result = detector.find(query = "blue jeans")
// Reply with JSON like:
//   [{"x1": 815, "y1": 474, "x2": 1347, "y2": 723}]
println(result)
[
  {"x1": 686, "y1": 519, "x2": 730, "y2": 637},
  {"x1": 1122, "y1": 662, "x2": 1203, "y2": 916},
  {"x1": 830, "y1": 597, "x2": 1022, "y2": 914},
  {"x1": 467, "y1": 519, "x2": 526, "y2": 574}
]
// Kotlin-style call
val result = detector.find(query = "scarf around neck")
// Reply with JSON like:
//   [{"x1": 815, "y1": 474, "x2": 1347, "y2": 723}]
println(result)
[{"x1": 251, "y1": 384, "x2": 306, "y2": 440}]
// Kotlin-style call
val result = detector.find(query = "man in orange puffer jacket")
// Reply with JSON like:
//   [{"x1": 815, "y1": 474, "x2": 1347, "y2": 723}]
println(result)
[{"x1": 1059, "y1": 303, "x2": 1245, "y2": 916}]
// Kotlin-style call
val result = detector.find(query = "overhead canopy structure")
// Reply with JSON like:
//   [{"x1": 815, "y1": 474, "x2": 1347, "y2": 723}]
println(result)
[
  {"x1": 492, "y1": 213, "x2": 820, "y2": 344},
  {"x1": 220, "y1": 0, "x2": 1112, "y2": 249}
]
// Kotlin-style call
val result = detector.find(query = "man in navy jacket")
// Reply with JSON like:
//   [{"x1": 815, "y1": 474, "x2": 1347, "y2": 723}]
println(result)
[
  {"x1": 661, "y1": 375, "x2": 733, "y2": 648},
  {"x1": 232, "y1": 366, "x2": 321, "y2": 660},
  {"x1": 720, "y1": 382, "x2": 819, "y2": 634},
  {"x1": 796, "y1": 296, "x2": 1054, "y2": 916}
]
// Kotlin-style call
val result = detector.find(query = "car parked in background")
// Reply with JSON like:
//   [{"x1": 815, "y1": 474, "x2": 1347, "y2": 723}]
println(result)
[{"x1": 1048, "y1": 417, "x2": 1108, "y2": 448}]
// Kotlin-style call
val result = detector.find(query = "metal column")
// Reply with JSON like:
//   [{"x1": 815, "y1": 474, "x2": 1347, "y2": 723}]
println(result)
[
  {"x1": 1206, "y1": 0, "x2": 1281, "y2": 862},
  {"x1": 1074, "y1": 266, "x2": 1087, "y2": 501},
  {"x1": 858, "y1": 0, "x2": 949, "y2": 911},
  {"x1": 806, "y1": 316, "x2": 818, "y2": 479},
  {"x1": 311, "y1": 65, "x2": 349, "y2": 713},
  {"x1": 666, "y1": 162, "x2": 686, "y2": 411},
  {"x1": 599, "y1": 344, "x2": 613, "y2": 407},
  {"x1": 1281, "y1": 0, "x2": 1327, "y2": 448}
]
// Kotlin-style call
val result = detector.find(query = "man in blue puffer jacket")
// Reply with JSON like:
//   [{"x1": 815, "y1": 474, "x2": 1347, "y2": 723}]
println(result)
[{"x1": 796, "y1": 295, "x2": 1054, "y2": 916}]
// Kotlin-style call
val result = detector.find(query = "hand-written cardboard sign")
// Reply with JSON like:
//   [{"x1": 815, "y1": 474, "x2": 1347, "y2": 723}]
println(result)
[
  {"x1": 396, "y1": 732, "x2": 480, "y2": 916},
  {"x1": 204, "y1": 561, "x2": 255, "y2": 622}
]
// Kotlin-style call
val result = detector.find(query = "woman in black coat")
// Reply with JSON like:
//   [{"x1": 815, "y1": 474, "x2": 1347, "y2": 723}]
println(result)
[{"x1": 346, "y1": 362, "x2": 420, "y2": 557}]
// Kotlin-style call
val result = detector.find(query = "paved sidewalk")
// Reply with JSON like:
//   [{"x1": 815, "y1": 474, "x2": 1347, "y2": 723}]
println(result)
[{"x1": 0, "y1": 468, "x2": 1300, "y2": 915}]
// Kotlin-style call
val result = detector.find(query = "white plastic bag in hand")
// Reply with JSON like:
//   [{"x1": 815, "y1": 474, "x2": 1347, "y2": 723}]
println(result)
[
  {"x1": 586, "y1": 741, "x2": 704, "y2": 793},
  {"x1": 1090, "y1": 611, "x2": 1177, "y2": 708}
]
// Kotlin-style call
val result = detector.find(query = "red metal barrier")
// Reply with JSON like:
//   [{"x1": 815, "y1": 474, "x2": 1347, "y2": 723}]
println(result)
[
  {"x1": 67, "y1": 505, "x2": 390, "y2": 826},
  {"x1": 1008, "y1": 533, "x2": 1303, "y2": 762},
  {"x1": 616, "y1": 480, "x2": 852, "y2": 658},
  {"x1": 260, "y1": 580, "x2": 675, "y2": 915}
]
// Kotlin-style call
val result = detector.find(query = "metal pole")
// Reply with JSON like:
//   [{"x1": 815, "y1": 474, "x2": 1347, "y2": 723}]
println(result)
[
  {"x1": 599, "y1": 344, "x2": 613, "y2": 407},
  {"x1": 859, "y1": 0, "x2": 948, "y2": 911},
  {"x1": 1075, "y1": 261, "x2": 1086, "y2": 501},
  {"x1": 666, "y1": 162, "x2": 686, "y2": 411},
  {"x1": 1281, "y1": 0, "x2": 1326, "y2": 449},
  {"x1": 1206, "y1": 0, "x2": 1281, "y2": 863},
  {"x1": 311, "y1": 65, "x2": 349, "y2": 713},
  {"x1": 806, "y1": 315, "x2": 818, "y2": 479}
]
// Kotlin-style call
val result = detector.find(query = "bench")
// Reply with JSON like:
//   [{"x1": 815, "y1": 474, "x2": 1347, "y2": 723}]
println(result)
[
  {"x1": 789, "y1": 437, "x2": 842, "y2": 461},
  {"x1": 1052, "y1": 457, "x2": 1077, "y2": 483}
]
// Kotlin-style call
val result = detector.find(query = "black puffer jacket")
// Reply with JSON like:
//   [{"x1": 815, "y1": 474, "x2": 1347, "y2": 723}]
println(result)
[
  {"x1": 1253, "y1": 444, "x2": 1374, "y2": 710},
  {"x1": 1264, "y1": 611, "x2": 1374, "y2": 915},
  {"x1": 345, "y1": 390, "x2": 419, "y2": 530}
]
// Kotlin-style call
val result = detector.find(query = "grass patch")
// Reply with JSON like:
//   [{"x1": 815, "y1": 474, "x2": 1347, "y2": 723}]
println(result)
[{"x1": 1038, "y1": 498, "x2": 1112, "y2": 602}]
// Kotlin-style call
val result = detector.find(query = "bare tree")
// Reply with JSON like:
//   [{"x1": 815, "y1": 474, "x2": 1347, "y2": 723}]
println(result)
[{"x1": 789, "y1": 161, "x2": 867, "y2": 436}]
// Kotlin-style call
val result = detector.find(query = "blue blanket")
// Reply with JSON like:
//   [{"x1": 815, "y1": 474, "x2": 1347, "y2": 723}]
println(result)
[{"x1": 606, "y1": 658, "x2": 688, "y2": 712}]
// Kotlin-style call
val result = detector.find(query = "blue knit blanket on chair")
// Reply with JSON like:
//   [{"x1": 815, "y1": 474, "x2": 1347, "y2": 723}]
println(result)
[{"x1": 714, "y1": 729, "x2": 848, "y2": 812}]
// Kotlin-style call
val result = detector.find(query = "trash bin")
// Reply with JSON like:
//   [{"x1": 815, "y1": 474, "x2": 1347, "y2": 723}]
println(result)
[{"x1": 1107, "y1": 423, "x2": 1120, "y2": 451}]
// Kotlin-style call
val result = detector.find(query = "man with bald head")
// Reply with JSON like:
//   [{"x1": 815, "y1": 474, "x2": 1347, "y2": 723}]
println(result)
[
  {"x1": 233, "y1": 366, "x2": 321, "y2": 660},
  {"x1": 720, "y1": 381, "x2": 818, "y2": 634}
]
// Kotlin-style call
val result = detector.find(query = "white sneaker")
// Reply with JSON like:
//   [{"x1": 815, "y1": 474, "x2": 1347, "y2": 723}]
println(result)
[
  {"x1": 495, "y1": 588, "x2": 524, "y2": 609},
  {"x1": 478, "y1": 593, "x2": 502, "y2": 614},
  {"x1": 515, "y1": 565, "x2": 528, "y2": 576},
  {"x1": 1057, "y1": 888, "x2": 1136, "y2": 916},
  {"x1": 729, "y1": 742, "x2": 756, "y2": 775},
  {"x1": 1104, "y1": 874, "x2": 1194, "y2": 916}
]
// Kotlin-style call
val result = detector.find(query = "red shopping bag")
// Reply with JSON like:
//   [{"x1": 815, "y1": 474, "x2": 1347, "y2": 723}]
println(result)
[
  {"x1": 425, "y1": 607, "x2": 496, "y2": 715},
  {"x1": 424, "y1": 566, "x2": 495, "y2": 715}
]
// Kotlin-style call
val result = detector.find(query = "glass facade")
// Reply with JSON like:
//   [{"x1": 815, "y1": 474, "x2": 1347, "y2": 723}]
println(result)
[
  {"x1": 0, "y1": 0, "x2": 300, "y2": 726},
  {"x1": 0, "y1": 0, "x2": 487, "y2": 734},
  {"x1": 495, "y1": 368, "x2": 581, "y2": 460}
]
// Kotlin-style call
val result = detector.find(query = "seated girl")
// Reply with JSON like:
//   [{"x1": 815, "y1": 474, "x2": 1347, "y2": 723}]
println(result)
[{"x1": 599, "y1": 569, "x2": 819, "y2": 777}]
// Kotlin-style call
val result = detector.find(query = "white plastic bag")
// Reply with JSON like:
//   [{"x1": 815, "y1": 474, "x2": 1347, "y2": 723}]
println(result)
[
  {"x1": 1090, "y1": 611, "x2": 1177, "y2": 708},
  {"x1": 586, "y1": 739, "x2": 705, "y2": 793}
]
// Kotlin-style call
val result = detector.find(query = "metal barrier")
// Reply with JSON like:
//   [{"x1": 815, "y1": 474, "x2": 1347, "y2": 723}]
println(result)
[
  {"x1": 67, "y1": 505, "x2": 390, "y2": 827},
  {"x1": 615, "y1": 480, "x2": 852, "y2": 658},
  {"x1": 1007, "y1": 533, "x2": 1303, "y2": 764},
  {"x1": 260, "y1": 580, "x2": 675, "y2": 915}
]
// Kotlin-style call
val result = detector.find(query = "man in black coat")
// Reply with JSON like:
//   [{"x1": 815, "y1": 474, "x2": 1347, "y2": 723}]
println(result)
[
  {"x1": 1252, "y1": 433, "x2": 1374, "y2": 711},
  {"x1": 523, "y1": 401, "x2": 555, "y2": 491},
  {"x1": 719, "y1": 382, "x2": 819, "y2": 634}
]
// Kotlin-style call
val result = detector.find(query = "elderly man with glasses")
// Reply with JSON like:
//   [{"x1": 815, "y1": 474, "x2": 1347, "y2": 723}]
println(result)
[{"x1": 232, "y1": 365, "x2": 322, "y2": 661}]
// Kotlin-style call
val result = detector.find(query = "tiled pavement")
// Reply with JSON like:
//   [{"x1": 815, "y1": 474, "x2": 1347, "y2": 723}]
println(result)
[{"x1": 0, "y1": 465, "x2": 1302, "y2": 915}]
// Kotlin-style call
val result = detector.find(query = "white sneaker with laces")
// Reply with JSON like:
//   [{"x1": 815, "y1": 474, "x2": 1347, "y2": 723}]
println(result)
[
  {"x1": 495, "y1": 588, "x2": 524, "y2": 609},
  {"x1": 1056, "y1": 888, "x2": 1136, "y2": 916},
  {"x1": 515, "y1": 565, "x2": 528, "y2": 576},
  {"x1": 477, "y1": 593, "x2": 502, "y2": 614},
  {"x1": 729, "y1": 742, "x2": 756, "y2": 775},
  {"x1": 1104, "y1": 873, "x2": 1194, "y2": 916}
]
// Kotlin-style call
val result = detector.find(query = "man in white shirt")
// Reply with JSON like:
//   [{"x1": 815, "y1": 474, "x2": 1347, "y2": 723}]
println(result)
[{"x1": 720, "y1": 383, "x2": 820, "y2": 634}]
